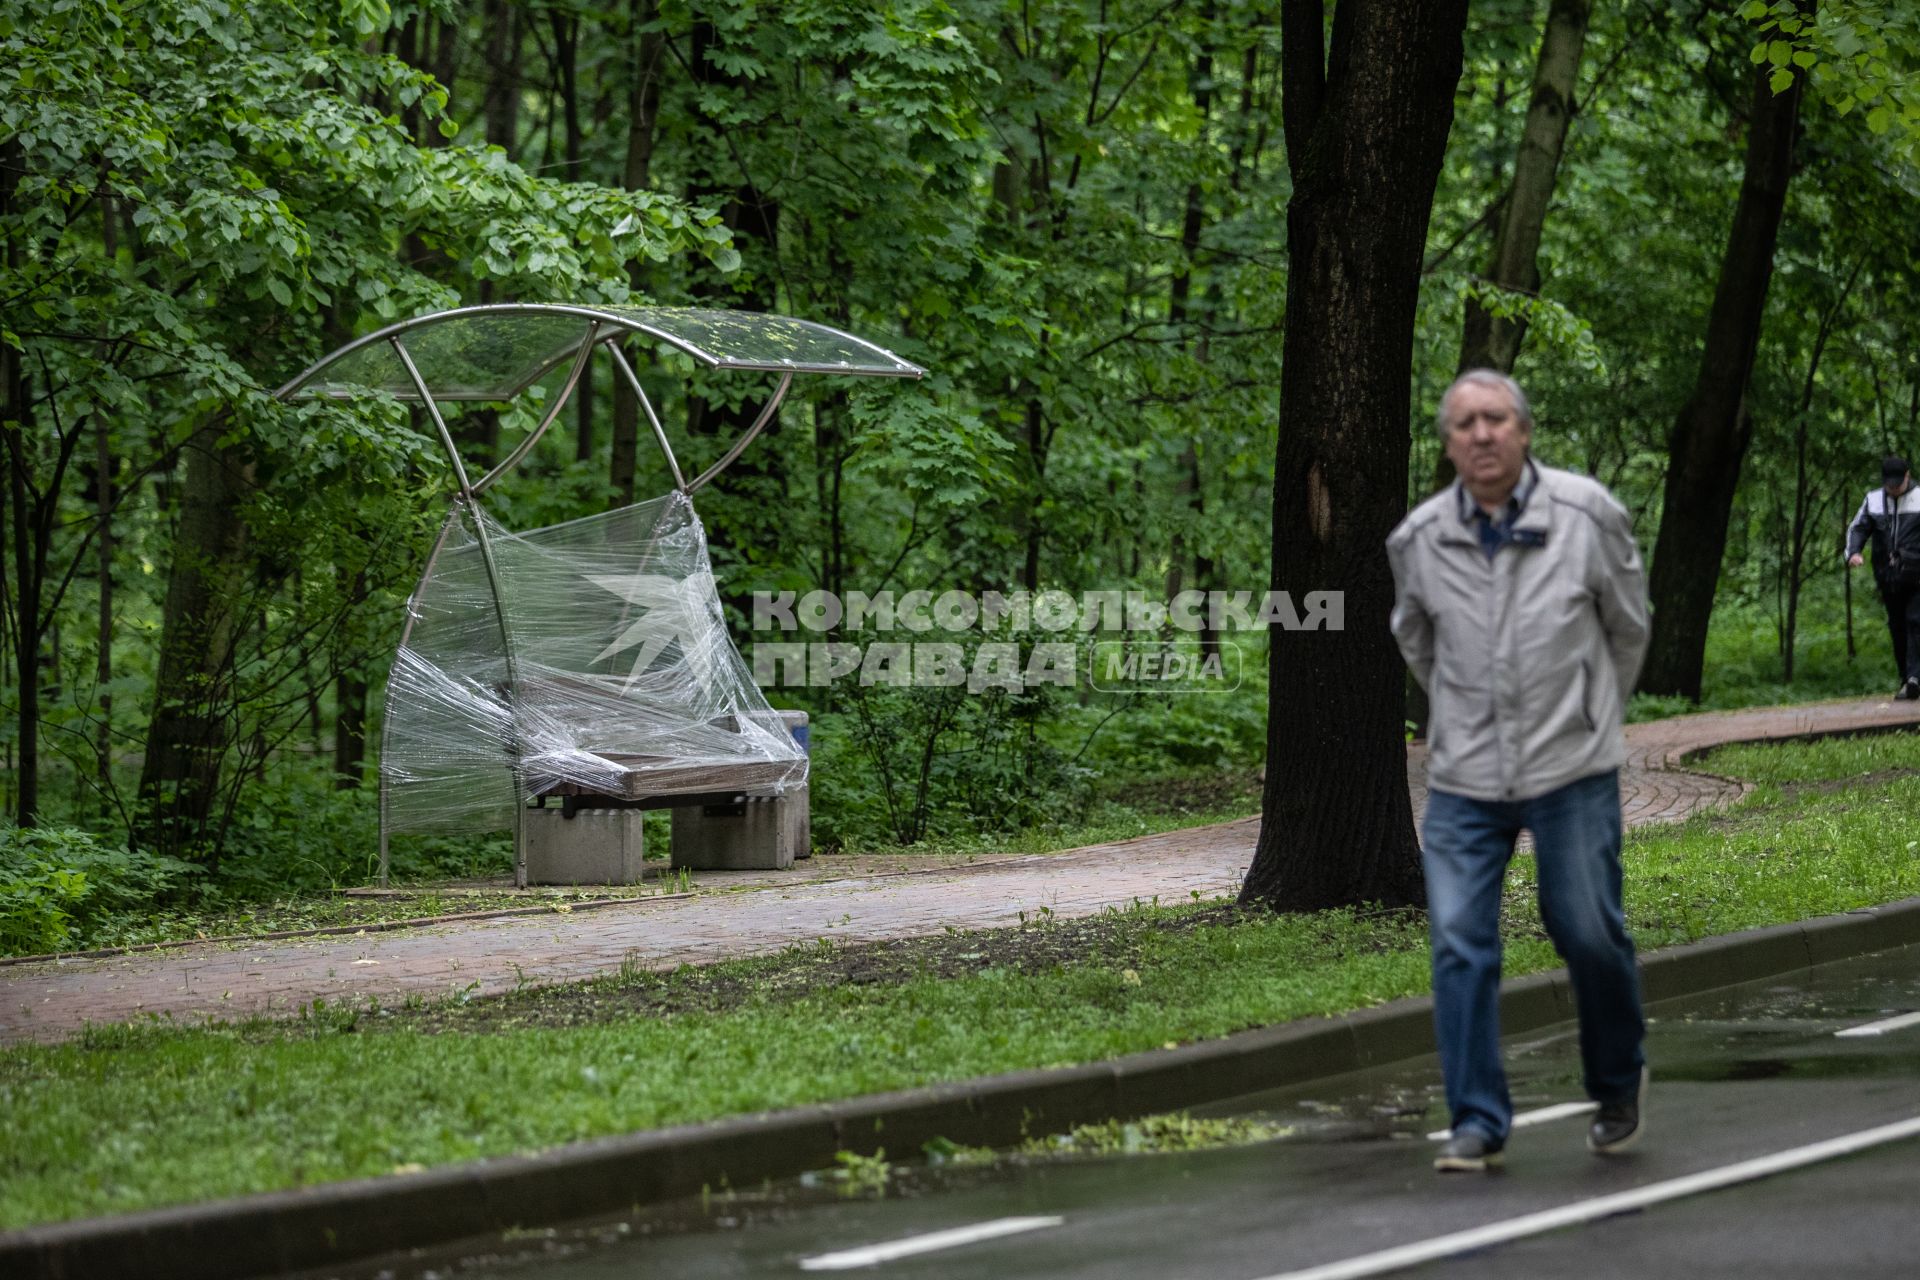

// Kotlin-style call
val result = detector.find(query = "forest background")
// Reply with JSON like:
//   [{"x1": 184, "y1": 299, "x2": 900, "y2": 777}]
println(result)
[{"x1": 3, "y1": 0, "x2": 1918, "y2": 951}]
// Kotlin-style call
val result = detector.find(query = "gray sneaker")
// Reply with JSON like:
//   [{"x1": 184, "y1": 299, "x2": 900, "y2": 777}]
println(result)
[
  {"x1": 1434, "y1": 1129, "x2": 1504, "y2": 1173},
  {"x1": 1588, "y1": 1065, "x2": 1649, "y2": 1154},
  {"x1": 1898, "y1": 678, "x2": 1920, "y2": 701}
]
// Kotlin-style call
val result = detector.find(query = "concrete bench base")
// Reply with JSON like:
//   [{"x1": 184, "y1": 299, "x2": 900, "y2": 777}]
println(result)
[
  {"x1": 670, "y1": 787, "x2": 809, "y2": 871},
  {"x1": 518, "y1": 807, "x2": 651, "y2": 885}
]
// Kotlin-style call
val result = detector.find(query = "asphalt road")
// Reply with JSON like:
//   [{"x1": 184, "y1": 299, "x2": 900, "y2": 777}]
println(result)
[{"x1": 347, "y1": 944, "x2": 1920, "y2": 1280}]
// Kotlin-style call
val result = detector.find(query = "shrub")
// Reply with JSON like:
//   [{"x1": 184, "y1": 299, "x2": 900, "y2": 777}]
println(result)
[
  {"x1": 215, "y1": 778, "x2": 509, "y2": 895},
  {"x1": 0, "y1": 826, "x2": 202, "y2": 956}
]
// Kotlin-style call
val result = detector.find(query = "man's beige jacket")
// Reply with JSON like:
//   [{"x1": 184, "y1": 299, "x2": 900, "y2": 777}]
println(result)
[{"x1": 1387, "y1": 462, "x2": 1651, "y2": 803}]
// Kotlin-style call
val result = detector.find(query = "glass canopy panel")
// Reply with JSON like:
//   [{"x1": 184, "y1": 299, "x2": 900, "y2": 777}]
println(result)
[
  {"x1": 600, "y1": 306, "x2": 922, "y2": 376},
  {"x1": 303, "y1": 313, "x2": 596, "y2": 401}
]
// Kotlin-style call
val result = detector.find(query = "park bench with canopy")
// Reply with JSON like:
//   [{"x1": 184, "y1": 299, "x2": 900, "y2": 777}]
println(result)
[{"x1": 274, "y1": 305, "x2": 924, "y2": 886}]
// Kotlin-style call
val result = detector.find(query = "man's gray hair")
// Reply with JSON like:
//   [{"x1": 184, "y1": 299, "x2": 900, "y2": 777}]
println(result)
[{"x1": 1437, "y1": 368, "x2": 1534, "y2": 437}]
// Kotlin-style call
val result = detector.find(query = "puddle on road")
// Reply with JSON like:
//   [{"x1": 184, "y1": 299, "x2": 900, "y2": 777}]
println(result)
[{"x1": 1655, "y1": 1051, "x2": 1915, "y2": 1084}]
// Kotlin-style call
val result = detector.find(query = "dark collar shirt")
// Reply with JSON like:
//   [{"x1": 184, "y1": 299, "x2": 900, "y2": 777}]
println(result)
[{"x1": 1456, "y1": 460, "x2": 1540, "y2": 561}]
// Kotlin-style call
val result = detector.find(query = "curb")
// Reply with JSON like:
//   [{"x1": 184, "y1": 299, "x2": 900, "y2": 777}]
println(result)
[{"x1": 6, "y1": 894, "x2": 1919, "y2": 1280}]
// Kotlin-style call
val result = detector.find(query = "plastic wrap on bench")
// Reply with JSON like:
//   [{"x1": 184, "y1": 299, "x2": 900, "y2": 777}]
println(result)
[{"x1": 381, "y1": 489, "x2": 806, "y2": 835}]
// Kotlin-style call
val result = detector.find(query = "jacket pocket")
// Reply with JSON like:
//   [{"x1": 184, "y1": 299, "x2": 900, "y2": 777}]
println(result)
[{"x1": 1580, "y1": 659, "x2": 1596, "y2": 732}]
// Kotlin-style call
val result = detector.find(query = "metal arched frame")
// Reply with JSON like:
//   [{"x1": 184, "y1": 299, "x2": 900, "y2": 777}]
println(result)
[{"x1": 272, "y1": 304, "x2": 919, "y2": 886}]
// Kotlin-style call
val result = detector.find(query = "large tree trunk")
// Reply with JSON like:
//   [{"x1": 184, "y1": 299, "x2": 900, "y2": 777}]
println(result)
[
  {"x1": 138, "y1": 428, "x2": 253, "y2": 864},
  {"x1": 1638, "y1": 63, "x2": 1804, "y2": 700},
  {"x1": 1239, "y1": 0, "x2": 1469, "y2": 912},
  {"x1": 1458, "y1": 0, "x2": 1590, "y2": 375}
]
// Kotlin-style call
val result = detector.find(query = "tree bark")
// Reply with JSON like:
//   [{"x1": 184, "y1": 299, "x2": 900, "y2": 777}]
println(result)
[
  {"x1": 1458, "y1": 0, "x2": 1590, "y2": 375},
  {"x1": 428, "y1": 13, "x2": 461, "y2": 142},
  {"x1": 547, "y1": 9, "x2": 597, "y2": 464},
  {"x1": 1, "y1": 135, "x2": 33, "y2": 825},
  {"x1": 3, "y1": 372, "x2": 38, "y2": 827},
  {"x1": 1167, "y1": 13, "x2": 1213, "y2": 612},
  {"x1": 483, "y1": 0, "x2": 522, "y2": 154},
  {"x1": 138, "y1": 428, "x2": 253, "y2": 864},
  {"x1": 1240, "y1": 0, "x2": 1469, "y2": 912},
  {"x1": 94, "y1": 177, "x2": 118, "y2": 807},
  {"x1": 333, "y1": 669, "x2": 367, "y2": 789},
  {"x1": 0, "y1": 344, "x2": 85, "y2": 831},
  {"x1": 94, "y1": 412, "x2": 114, "y2": 801},
  {"x1": 1639, "y1": 63, "x2": 1804, "y2": 700},
  {"x1": 1021, "y1": 398, "x2": 1045, "y2": 590},
  {"x1": 1430, "y1": 0, "x2": 1590, "y2": 509},
  {"x1": 686, "y1": 15, "x2": 783, "y2": 573}
]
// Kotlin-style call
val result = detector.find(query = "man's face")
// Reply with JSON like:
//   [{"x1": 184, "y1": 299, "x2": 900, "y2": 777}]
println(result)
[
  {"x1": 1444, "y1": 381, "x2": 1532, "y2": 497},
  {"x1": 1887, "y1": 472, "x2": 1912, "y2": 498}
]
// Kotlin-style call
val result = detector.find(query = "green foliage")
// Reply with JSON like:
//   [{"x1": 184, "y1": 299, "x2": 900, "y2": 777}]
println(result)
[
  {"x1": 1076, "y1": 651, "x2": 1269, "y2": 772},
  {"x1": 0, "y1": 826, "x2": 200, "y2": 954},
  {"x1": 209, "y1": 776, "x2": 498, "y2": 900},
  {"x1": 1740, "y1": 0, "x2": 1920, "y2": 158},
  {"x1": 846, "y1": 378, "x2": 1016, "y2": 510},
  {"x1": 1459, "y1": 279, "x2": 1609, "y2": 377},
  {"x1": 816, "y1": 638, "x2": 1091, "y2": 847},
  {"x1": 0, "y1": 854, "x2": 86, "y2": 955}
]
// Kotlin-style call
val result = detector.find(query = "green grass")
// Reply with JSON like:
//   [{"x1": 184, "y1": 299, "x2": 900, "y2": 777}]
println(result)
[
  {"x1": 3, "y1": 736, "x2": 1918, "y2": 1229},
  {"x1": 1696, "y1": 729, "x2": 1920, "y2": 785},
  {"x1": 1627, "y1": 595, "x2": 1893, "y2": 722},
  {"x1": 0, "y1": 910, "x2": 1432, "y2": 1228}
]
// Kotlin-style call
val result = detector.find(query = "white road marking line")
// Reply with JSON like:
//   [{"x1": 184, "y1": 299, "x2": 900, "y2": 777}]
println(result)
[
  {"x1": 1835, "y1": 1010, "x2": 1920, "y2": 1037},
  {"x1": 1255, "y1": 1114, "x2": 1920, "y2": 1280},
  {"x1": 798, "y1": 1215, "x2": 1065, "y2": 1271},
  {"x1": 1427, "y1": 1101, "x2": 1597, "y2": 1141}
]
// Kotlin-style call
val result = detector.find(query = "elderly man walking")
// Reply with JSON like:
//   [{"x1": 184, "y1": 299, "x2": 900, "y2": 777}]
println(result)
[{"x1": 1387, "y1": 370, "x2": 1652, "y2": 1173}]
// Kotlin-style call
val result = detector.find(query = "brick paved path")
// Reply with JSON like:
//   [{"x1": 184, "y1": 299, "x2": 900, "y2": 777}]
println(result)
[{"x1": 5, "y1": 699, "x2": 1916, "y2": 1044}]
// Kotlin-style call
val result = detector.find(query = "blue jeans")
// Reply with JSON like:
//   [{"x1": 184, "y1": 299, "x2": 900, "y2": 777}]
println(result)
[{"x1": 1421, "y1": 769, "x2": 1645, "y2": 1144}]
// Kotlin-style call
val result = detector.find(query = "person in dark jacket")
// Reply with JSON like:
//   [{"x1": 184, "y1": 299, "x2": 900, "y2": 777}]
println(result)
[{"x1": 1845, "y1": 455, "x2": 1920, "y2": 699}]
